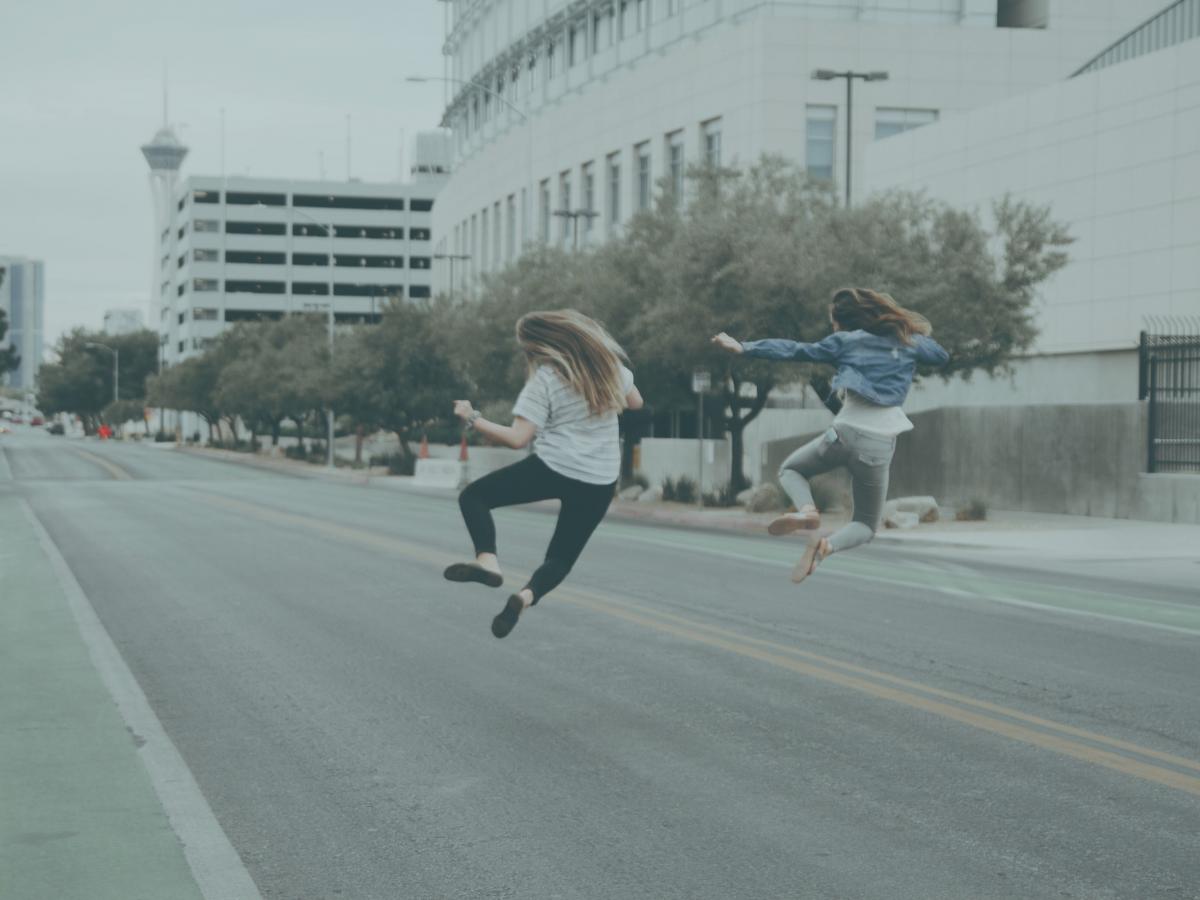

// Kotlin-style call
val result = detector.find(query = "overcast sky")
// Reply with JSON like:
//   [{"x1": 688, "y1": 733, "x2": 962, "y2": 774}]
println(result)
[{"x1": 1, "y1": 0, "x2": 448, "y2": 344}]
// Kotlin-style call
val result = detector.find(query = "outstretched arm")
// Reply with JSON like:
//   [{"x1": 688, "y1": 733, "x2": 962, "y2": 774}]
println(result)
[
  {"x1": 712, "y1": 331, "x2": 844, "y2": 363},
  {"x1": 913, "y1": 335, "x2": 950, "y2": 367},
  {"x1": 453, "y1": 400, "x2": 536, "y2": 450}
]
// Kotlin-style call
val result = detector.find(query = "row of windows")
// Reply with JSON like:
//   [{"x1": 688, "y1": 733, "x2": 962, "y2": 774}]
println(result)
[
  {"x1": 179, "y1": 221, "x2": 430, "y2": 240},
  {"x1": 178, "y1": 189, "x2": 434, "y2": 212},
  {"x1": 449, "y1": 101, "x2": 935, "y2": 280},
  {"x1": 454, "y1": 116, "x2": 722, "y2": 270},
  {"x1": 175, "y1": 278, "x2": 430, "y2": 298},
  {"x1": 179, "y1": 249, "x2": 431, "y2": 268},
  {"x1": 455, "y1": 0, "x2": 666, "y2": 142}
]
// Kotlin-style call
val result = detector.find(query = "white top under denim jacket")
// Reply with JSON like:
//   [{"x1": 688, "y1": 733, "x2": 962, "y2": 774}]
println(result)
[
  {"x1": 741, "y1": 329, "x2": 949, "y2": 438},
  {"x1": 513, "y1": 364, "x2": 636, "y2": 485}
]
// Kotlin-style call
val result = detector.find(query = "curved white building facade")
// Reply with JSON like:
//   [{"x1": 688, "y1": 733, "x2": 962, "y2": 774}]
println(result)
[{"x1": 432, "y1": 0, "x2": 1169, "y2": 288}]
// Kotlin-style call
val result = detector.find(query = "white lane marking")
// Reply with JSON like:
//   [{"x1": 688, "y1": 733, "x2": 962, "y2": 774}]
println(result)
[{"x1": 20, "y1": 498, "x2": 264, "y2": 900}]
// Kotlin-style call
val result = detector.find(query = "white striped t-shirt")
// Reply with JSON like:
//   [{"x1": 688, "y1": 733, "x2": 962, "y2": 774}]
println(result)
[{"x1": 512, "y1": 364, "x2": 635, "y2": 485}]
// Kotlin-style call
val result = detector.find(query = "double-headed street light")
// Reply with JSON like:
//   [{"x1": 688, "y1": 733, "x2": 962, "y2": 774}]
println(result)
[
  {"x1": 259, "y1": 201, "x2": 336, "y2": 469},
  {"x1": 433, "y1": 253, "x2": 471, "y2": 301},
  {"x1": 84, "y1": 341, "x2": 119, "y2": 406},
  {"x1": 811, "y1": 69, "x2": 889, "y2": 207},
  {"x1": 552, "y1": 208, "x2": 600, "y2": 251}
]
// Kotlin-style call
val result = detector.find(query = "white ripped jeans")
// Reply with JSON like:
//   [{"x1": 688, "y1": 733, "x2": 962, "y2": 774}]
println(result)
[{"x1": 777, "y1": 424, "x2": 897, "y2": 553}]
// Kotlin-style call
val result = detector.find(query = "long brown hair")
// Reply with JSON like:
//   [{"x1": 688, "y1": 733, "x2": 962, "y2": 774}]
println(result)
[
  {"x1": 516, "y1": 309, "x2": 629, "y2": 416},
  {"x1": 830, "y1": 287, "x2": 931, "y2": 345}
]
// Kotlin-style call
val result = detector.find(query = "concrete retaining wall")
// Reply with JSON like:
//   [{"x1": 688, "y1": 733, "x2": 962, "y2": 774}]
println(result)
[{"x1": 762, "y1": 402, "x2": 1200, "y2": 524}]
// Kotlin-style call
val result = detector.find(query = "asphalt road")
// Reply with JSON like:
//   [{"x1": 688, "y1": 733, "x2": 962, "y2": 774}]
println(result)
[{"x1": 4, "y1": 429, "x2": 1198, "y2": 900}]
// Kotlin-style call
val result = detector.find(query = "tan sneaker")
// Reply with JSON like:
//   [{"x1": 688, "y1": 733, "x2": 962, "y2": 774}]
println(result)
[{"x1": 768, "y1": 511, "x2": 821, "y2": 536}]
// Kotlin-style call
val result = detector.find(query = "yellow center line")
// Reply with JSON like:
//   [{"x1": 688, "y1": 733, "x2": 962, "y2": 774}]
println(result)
[
  {"x1": 74, "y1": 449, "x2": 133, "y2": 481},
  {"x1": 187, "y1": 488, "x2": 1200, "y2": 798}
]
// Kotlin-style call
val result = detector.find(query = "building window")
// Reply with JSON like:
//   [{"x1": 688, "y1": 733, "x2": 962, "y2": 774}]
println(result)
[
  {"x1": 224, "y1": 310, "x2": 284, "y2": 322},
  {"x1": 292, "y1": 253, "x2": 330, "y2": 266},
  {"x1": 226, "y1": 191, "x2": 286, "y2": 206},
  {"x1": 192, "y1": 307, "x2": 219, "y2": 321},
  {"x1": 559, "y1": 170, "x2": 572, "y2": 245},
  {"x1": 333, "y1": 255, "x2": 404, "y2": 268},
  {"x1": 194, "y1": 219, "x2": 219, "y2": 233},
  {"x1": 193, "y1": 189, "x2": 220, "y2": 204},
  {"x1": 547, "y1": 38, "x2": 557, "y2": 78},
  {"x1": 225, "y1": 280, "x2": 286, "y2": 294},
  {"x1": 409, "y1": 285, "x2": 431, "y2": 299},
  {"x1": 332, "y1": 225, "x2": 403, "y2": 240},
  {"x1": 636, "y1": 0, "x2": 648, "y2": 30},
  {"x1": 540, "y1": 180, "x2": 552, "y2": 242},
  {"x1": 177, "y1": 283, "x2": 187, "y2": 296},
  {"x1": 635, "y1": 142, "x2": 652, "y2": 211},
  {"x1": 179, "y1": 311, "x2": 186, "y2": 325},
  {"x1": 569, "y1": 25, "x2": 581, "y2": 66},
  {"x1": 292, "y1": 282, "x2": 330, "y2": 295},
  {"x1": 606, "y1": 152, "x2": 621, "y2": 233},
  {"x1": 493, "y1": 201, "x2": 502, "y2": 266},
  {"x1": 409, "y1": 227, "x2": 431, "y2": 241},
  {"x1": 226, "y1": 250, "x2": 286, "y2": 265},
  {"x1": 178, "y1": 195, "x2": 187, "y2": 212},
  {"x1": 874, "y1": 108, "x2": 938, "y2": 140},
  {"x1": 582, "y1": 162, "x2": 596, "y2": 236},
  {"x1": 504, "y1": 196, "x2": 516, "y2": 261},
  {"x1": 481, "y1": 207, "x2": 490, "y2": 271},
  {"x1": 702, "y1": 118, "x2": 722, "y2": 167},
  {"x1": 293, "y1": 194, "x2": 406, "y2": 210},
  {"x1": 292, "y1": 223, "x2": 331, "y2": 238},
  {"x1": 806, "y1": 105, "x2": 836, "y2": 182},
  {"x1": 177, "y1": 254, "x2": 186, "y2": 269},
  {"x1": 410, "y1": 199, "x2": 434, "y2": 212},
  {"x1": 665, "y1": 131, "x2": 684, "y2": 202},
  {"x1": 410, "y1": 256, "x2": 432, "y2": 269},
  {"x1": 334, "y1": 283, "x2": 392, "y2": 296},
  {"x1": 226, "y1": 221, "x2": 287, "y2": 236},
  {"x1": 193, "y1": 248, "x2": 219, "y2": 262},
  {"x1": 193, "y1": 278, "x2": 219, "y2": 292}
]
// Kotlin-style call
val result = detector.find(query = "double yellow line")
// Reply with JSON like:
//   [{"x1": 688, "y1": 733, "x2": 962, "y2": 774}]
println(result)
[
  {"x1": 74, "y1": 448, "x2": 134, "y2": 481},
  {"x1": 189, "y1": 488, "x2": 1200, "y2": 798}
]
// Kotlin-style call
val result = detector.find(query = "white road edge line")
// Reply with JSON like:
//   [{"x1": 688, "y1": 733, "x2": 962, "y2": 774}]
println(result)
[{"x1": 20, "y1": 498, "x2": 264, "y2": 900}]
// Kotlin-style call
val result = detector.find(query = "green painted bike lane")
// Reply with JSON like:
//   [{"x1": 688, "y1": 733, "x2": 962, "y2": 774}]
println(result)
[{"x1": 0, "y1": 491, "x2": 207, "y2": 900}]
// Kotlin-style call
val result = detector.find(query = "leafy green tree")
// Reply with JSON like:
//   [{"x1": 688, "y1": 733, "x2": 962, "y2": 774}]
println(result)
[
  {"x1": 36, "y1": 329, "x2": 160, "y2": 433},
  {"x1": 332, "y1": 299, "x2": 465, "y2": 466}
]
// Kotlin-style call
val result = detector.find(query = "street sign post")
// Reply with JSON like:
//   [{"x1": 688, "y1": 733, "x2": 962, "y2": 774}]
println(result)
[{"x1": 693, "y1": 370, "x2": 711, "y2": 506}]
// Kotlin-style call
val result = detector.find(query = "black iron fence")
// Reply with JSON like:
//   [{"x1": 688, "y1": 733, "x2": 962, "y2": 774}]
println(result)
[{"x1": 1139, "y1": 320, "x2": 1200, "y2": 473}]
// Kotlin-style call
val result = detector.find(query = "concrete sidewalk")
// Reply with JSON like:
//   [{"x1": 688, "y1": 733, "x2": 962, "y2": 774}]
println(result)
[
  {"x1": 171, "y1": 445, "x2": 1200, "y2": 565},
  {"x1": 0, "y1": 491, "x2": 256, "y2": 900}
]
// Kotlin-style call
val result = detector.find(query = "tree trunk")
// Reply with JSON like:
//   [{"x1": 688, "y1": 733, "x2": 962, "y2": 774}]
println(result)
[
  {"x1": 724, "y1": 377, "x2": 772, "y2": 494},
  {"x1": 271, "y1": 420, "x2": 281, "y2": 447},
  {"x1": 355, "y1": 424, "x2": 364, "y2": 465}
]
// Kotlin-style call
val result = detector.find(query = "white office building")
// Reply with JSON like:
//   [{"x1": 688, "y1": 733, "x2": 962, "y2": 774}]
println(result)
[
  {"x1": 431, "y1": 0, "x2": 1171, "y2": 288},
  {"x1": 156, "y1": 133, "x2": 450, "y2": 364},
  {"x1": 103, "y1": 308, "x2": 145, "y2": 336},
  {"x1": 0, "y1": 256, "x2": 45, "y2": 390},
  {"x1": 865, "y1": 0, "x2": 1200, "y2": 407}
]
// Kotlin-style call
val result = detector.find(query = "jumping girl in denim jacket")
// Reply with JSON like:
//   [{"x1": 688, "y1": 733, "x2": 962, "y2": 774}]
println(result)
[{"x1": 713, "y1": 287, "x2": 948, "y2": 583}]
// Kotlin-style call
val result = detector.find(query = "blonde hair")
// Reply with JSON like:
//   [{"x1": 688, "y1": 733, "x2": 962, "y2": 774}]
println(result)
[
  {"x1": 516, "y1": 309, "x2": 629, "y2": 416},
  {"x1": 830, "y1": 287, "x2": 932, "y2": 345}
]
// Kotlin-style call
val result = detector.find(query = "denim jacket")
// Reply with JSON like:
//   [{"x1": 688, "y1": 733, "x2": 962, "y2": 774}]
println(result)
[{"x1": 741, "y1": 329, "x2": 949, "y2": 407}]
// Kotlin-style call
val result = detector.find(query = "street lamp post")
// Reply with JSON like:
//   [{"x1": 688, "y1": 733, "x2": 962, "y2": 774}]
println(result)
[
  {"x1": 433, "y1": 253, "x2": 471, "y2": 301},
  {"x1": 811, "y1": 69, "x2": 889, "y2": 207},
  {"x1": 552, "y1": 209, "x2": 600, "y2": 251},
  {"x1": 289, "y1": 206, "x2": 336, "y2": 470},
  {"x1": 406, "y1": 74, "x2": 534, "y2": 275}
]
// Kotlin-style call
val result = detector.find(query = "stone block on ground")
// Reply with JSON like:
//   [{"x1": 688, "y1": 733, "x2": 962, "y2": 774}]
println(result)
[
  {"x1": 638, "y1": 487, "x2": 663, "y2": 503},
  {"x1": 884, "y1": 495, "x2": 940, "y2": 523},
  {"x1": 413, "y1": 458, "x2": 464, "y2": 489},
  {"x1": 619, "y1": 484, "x2": 645, "y2": 501},
  {"x1": 883, "y1": 509, "x2": 920, "y2": 529},
  {"x1": 744, "y1": 483, "x2": 788, "y2": 513}
]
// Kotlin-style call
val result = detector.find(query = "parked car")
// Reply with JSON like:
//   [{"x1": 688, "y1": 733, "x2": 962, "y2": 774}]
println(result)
[
  {"x1": 30, "y1": 416, "x2": 44, "y2": 426},
  {"x1": 46, "y1": 422, "x2": 65, "y2": 435}
]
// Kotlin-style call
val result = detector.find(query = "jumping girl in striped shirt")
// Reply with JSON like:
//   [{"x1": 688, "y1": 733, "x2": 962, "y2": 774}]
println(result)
[{"x1": 445, "y1": 309, "x2": 643, "y2": 638}]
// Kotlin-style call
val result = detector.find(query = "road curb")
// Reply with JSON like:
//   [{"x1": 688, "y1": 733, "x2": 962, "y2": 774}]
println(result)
[{"x1": 20, "y1": 499, "x2": 265, "y2": 900}]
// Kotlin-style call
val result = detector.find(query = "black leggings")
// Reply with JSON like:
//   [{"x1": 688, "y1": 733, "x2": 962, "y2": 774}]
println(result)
[{"x1": 457, "y1": 455, "x2": 615, "y2": 603}]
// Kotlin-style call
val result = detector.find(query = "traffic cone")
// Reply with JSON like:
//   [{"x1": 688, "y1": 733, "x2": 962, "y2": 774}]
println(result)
[
  {"x1": 419, "y1": 433, "x2": 430, "y2": 459},
  {"x1": 459, "y1": 433, "x2": 469, "y2": 462}
]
